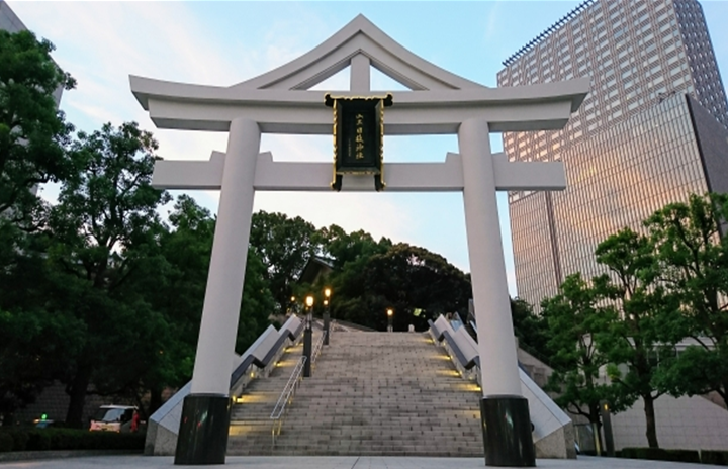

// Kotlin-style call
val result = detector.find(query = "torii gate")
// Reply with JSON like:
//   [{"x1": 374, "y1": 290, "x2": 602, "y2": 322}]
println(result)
[{"x1": 130, "y1": 14, "x2": 587, "y2": 467}]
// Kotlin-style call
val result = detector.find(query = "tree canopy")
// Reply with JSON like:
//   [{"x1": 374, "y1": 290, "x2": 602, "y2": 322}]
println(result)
[
  {"x1": 541, "y1": 273, "x2": 624, "y2": 443},
  {"x1": 644, "y1": 193, "x2": 728, "y2": 408},
  {"x1": 0, "y1": 30, "x2": 76, "y2": 220}
]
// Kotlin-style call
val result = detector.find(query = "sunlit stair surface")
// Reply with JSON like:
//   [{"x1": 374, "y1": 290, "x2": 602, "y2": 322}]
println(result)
[
  {"x1": 227, "y1": 331, "x2": 483, "y2": 456},
  {"x1": 227, "y1": 335, "x2": 314, "y2": 451}
]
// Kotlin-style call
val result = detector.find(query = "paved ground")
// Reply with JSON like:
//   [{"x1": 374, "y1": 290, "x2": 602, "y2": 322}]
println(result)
[{"x1": 0, "y1": 455, "x2": 723, "y2": 468}]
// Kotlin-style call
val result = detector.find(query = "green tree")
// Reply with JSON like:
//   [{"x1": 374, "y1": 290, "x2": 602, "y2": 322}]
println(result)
[
  {"x1": 511, "y1": 297, "x2": 548, "y2": 359},
  {"x1": 0, "y1": 251, "x2": 84, "y2": 422},
  {"x1": 250, "y1": 211, "x2": 319, "y2": 312},
  {"x1": 340, "y1": 243, "x2": 471, "y2": 331},
  {"x1": 645, "y1": 193, "x2": 728, "y2": 408},
  {"x1": 595, "y1": 228, "x2": 678, "y2": 448},
  {"x1": 0, "y1": 29, "x2": 76, "y2": 220},
  {"x1": 127, "y1": 195, "x2": 274, "y2": 415},
  {"x1": 129, "y1": 194, "x2": 215, "y2": 413},
  {"x1": 236, "y1": 249, "x2": 276, "y2": 352},
  {"x1": 541, "y1": 273, "x2": 625, "y2": 449},
  {"x1": 317, "y1": 224, "x2": 391, "y2": 269},
  {"x1": 44, "y1": 121, "x2": 170, "y2": 428}
]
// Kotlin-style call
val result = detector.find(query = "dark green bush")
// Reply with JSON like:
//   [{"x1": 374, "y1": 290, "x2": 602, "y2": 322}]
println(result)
[
  {"x1": 620, "y1": 447, "x2": 700, "y2": 463},
  {"x1": 0, "y1": 429, "x2": 144, "y2": 452},
  {"x1": 0, "y1": 433, "x2": 13, "y2": 452},
  {"x1": 4, "y1": 430, "x2": 29, "y2": 451},
  {"x1": 702, "y1": 450, "x2": 728, "y2": 466},
  {"x1": 668, "y1": 450, "x2": 701, "y2": 463},
  {"x1": 49, "y1": 429, "x2": 82, "y2": 450},
  {"x1": 26, "y1": 431, "x2": 51, "y2": 451}
]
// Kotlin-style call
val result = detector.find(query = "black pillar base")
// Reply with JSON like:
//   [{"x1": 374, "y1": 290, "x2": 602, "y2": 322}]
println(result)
[
  {"x1": 323, "y1": 312, "x2": 330, "y2": 346},
  {"x1": 480, "y1": 395, "x2": 536, "y2": 467},
  {"x1": 174, "y1": 394, "x2": 232, "y2": 465},
  {"x1": 303, "y1": 328, "x2": 312, "y2": 377}
]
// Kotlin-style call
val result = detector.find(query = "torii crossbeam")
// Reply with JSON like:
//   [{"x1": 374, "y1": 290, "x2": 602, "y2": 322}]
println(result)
[{"x1": 130, "y1": 14, "x2": 587, "y2": 467}]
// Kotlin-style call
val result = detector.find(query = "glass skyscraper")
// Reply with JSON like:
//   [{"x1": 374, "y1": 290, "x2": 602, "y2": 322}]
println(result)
[{"x1": 497, "y1": 0, "x2": 728, "y2": 311}]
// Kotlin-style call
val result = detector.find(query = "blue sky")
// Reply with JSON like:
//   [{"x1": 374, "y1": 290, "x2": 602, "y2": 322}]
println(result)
[{"x1": 7, "y1": 1, "x2": 728, "y2": 297}]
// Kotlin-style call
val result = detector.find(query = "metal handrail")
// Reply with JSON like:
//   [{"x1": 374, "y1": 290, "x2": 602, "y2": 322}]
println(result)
[
  {"x1": 268, "y1": 330, "x2": 329, "y2": 448},
  {"x1": 311, "y1": 330, "x2": 327, "y2": 367},
  {"x1": 270, "y1": 355, "x2": 306, "y2": 447}
]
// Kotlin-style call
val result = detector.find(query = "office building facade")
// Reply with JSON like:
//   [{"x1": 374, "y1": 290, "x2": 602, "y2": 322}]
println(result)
[{"x1": 497, "y1": 0, "x2": 728, "y2": 310}]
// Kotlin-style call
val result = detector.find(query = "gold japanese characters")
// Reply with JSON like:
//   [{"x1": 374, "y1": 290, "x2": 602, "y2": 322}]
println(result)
[{"x1": 325, "y1": 93, "x2": 393, "y2": 191}]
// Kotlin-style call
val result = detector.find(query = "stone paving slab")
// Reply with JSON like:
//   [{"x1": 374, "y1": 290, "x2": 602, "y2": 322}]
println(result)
[{"x1": 0, "y1": 455, "x2": 724, "y2": 469}]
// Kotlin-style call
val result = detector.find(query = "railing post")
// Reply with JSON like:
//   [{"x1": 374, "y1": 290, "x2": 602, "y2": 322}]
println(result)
[
  {"x1": 303, "y1": 315, "x2": 312, "y2": 377},
  {"x1": 323, "y1": 311, "x2": 330, "y2": 345}
]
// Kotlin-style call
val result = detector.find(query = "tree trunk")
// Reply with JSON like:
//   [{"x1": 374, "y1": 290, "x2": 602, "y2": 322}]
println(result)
[
  {"x1": 643, "y1": 394, "x2": 659, "y2": 448},
  {"x1": 589, "y1": 403, "x2": 604, "y2": 456},
  {"x1": 149, "y1": 387, "x2": 164, "y2": 417},
  {"x1": 65, "y1": 363, "x2": 92, "y2": 429}
]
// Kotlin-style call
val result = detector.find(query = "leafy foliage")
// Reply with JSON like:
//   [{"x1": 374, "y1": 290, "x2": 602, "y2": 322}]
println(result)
[
  {"x1": 542, "y1": 273, "x2": 625, "y2": 434},
  {"x1": 250, "y1": 211, "x2": 320, "y2": 313},
  {"x1": 592, "y1": 228, "x2": 679, "y2": 448},
  {"x1": 644, "y1": 193, "x2": 728, "y2": 407},
  {"x1": 0, "y1": 30, "x2": 76, "y2": 219},
  {"x1": 325, "y1": 243, "x2": 471, "y2": 331},
  {"x1": 41, "y1": 122, "x2": 170, "y2": 427},
  {"x1": 511, "y1": 297, "x2": 548, "y2": 359}
]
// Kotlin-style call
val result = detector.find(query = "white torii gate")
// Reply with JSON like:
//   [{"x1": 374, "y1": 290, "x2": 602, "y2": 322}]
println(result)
[{"x1": 131, "y1": 14, "x2": 587, "y2": 467}]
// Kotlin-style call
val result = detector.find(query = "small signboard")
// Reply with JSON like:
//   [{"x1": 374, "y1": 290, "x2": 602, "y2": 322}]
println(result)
[{"x1": 325, "y1": 93, "x2": 393, "y2": 191}]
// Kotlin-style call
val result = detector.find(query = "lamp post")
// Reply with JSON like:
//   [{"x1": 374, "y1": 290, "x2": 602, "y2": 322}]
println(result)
[
  {"x1": 387, "y1": 308, "x2": 393, "y2": 333},
  {"x1": 324, "y1": 288, "x2": 331, "y2": 345},
  {"x1": 303, "y1": 295, "x2": 313, "y2": 377}
]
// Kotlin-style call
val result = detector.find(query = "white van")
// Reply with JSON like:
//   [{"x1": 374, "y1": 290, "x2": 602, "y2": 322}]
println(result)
[{"x1": 89, "y1": 405, "x2": 137, "y2": 432}]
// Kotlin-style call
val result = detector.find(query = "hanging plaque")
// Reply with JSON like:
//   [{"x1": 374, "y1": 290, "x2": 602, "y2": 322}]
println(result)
[{"x1": 325, "y1": 93, "x2": 393, "y2": 191}]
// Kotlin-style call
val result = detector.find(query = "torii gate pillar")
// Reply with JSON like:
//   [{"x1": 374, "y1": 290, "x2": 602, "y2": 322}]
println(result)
[
  {"x1": 460, "y1": 118, "x2": 535, "y2": 466},
  {"x1": 174, "y1": 118, "x2": 260, "y2": 465}
]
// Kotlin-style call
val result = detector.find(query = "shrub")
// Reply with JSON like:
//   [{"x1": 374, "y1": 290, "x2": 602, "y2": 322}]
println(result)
[
  {"x1": 26, "y1": 431, "x2": 51, "y2": 451},
  {"x1": 49, "y1": 429, "x2": 82, "y2": 450},
  {"x1": 3, "y1": 430, "x2": 29, "y2": 451},
  {"x1": 0, "y1": 429, "x2": 144, "y2": 453},
  {"x1": 0, "y1": 433, "x2": 13, "y2": 452},
  {"x1": 620, "y1": 447, "x2": 700, "y2": 463},
  {"x1": 702, "y1": 450, "x2": 728, "y2": 466}
]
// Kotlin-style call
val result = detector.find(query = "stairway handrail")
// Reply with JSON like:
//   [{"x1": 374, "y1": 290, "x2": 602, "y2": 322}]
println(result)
[
  {"x1": 311, "y1": 330, "x2": 327, "y2": 367},
  {"x1": 268, "y1": 330, "x2": 328, "y2": 448},
  {"x1": 270, "y1": 355, "x2": 306, "y2": 447}
]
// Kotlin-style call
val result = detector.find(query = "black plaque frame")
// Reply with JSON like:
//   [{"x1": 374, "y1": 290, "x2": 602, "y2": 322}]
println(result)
[{"x1": 325, "y1": 93, "x2": 393, "y2": 191}]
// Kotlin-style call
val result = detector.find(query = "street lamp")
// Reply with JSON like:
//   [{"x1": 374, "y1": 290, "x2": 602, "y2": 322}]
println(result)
[
  {"x1": 324, "y1": 288, "x2": 332, "y2": 346},
  {"x1": 387, "y1": 308, "x2": 393, "y2": 333},
  {"x1": 303, "y1": 295, "x2": 314, "y2": 377}
]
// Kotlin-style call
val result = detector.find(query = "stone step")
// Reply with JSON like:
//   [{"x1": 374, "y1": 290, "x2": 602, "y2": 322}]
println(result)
[{"x1": 227, "y1": 332, "x2": 483, "y2": 456}]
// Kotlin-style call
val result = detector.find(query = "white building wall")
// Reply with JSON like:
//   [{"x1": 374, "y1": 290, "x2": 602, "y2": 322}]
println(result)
[{"x1": 612, "y1": 395, "x2": 728, "y2": 451}]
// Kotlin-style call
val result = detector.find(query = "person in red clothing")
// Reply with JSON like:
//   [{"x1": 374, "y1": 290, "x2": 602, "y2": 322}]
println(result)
[{"x1": 130, "y1": 410, "x2": 141, "y2": 433}]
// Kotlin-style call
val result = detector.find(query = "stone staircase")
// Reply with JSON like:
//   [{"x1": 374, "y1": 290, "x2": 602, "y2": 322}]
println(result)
[
  {"x1": 227, "y1": 332, "x2": 319, "y2": 451},
  {"x1": 228, "y1": 331, "x2": 483, "y2": 456}
]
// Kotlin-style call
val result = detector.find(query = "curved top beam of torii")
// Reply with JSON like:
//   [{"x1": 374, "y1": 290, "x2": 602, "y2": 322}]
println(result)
[{"x1": 129, "y1": 14, "x2": 589, "y2": 135}]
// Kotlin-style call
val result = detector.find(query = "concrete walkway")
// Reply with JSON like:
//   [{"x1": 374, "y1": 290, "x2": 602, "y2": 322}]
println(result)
[{"x1": 0, "y1": 455, "x2": 723, "y2": 468}]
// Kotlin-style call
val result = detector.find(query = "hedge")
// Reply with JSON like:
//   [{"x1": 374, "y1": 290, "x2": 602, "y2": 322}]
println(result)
[
  {"x1": 702, "y1": 450, "x2": 728, "y2": 466},
  {"x1": 0, "y1": 433, "x2": 12, "y2": 453},
  {"x1": 620, "y1": 447, "x2": 701, "y2": 464},
  {"x1": 0, "y1": 429, "x2": 144, "y2": 452}
]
